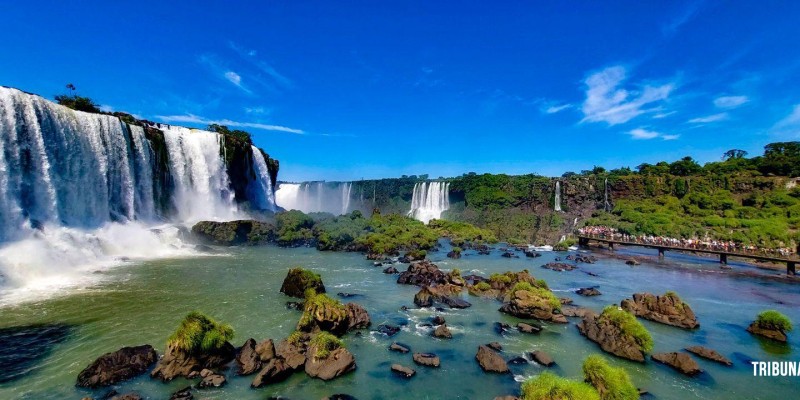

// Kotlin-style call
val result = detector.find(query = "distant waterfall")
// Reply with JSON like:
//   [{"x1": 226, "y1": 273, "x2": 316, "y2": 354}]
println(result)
[
  {"x1": 408, "y1": 181, "x2": 450, "y2": 224},
  {"x1": 248, "y1": 146, "x2": 276, "y2": 211},
  {"x1": 554, "y1": 181, "x2": 562, "y2": 212},
  {"x1": 275, "y1": 182, "x2": 354, "y2": 215},
  {"x1": 604, "y1": 178, "x2": 611, "y2": 211},
  {"x1": 0, "y1": 87, "x2": 277, "y2": 303}
]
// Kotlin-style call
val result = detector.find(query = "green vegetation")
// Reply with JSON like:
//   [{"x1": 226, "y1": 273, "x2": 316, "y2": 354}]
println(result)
[
  {"x1": 755, "y1": 310, "x2": 793, "y2": 332},
  {"x1": 521, "y1": 371, "x2": 600, "y2": 400},
  {"x1": 428, "y1": 219, "x2": 497, "y2": 245},
  {"x1": 510, "y1": 282, "x2": 561, "y2": 310},
  {"x1": 474, "y1": 281, "x2": 491, "y2": 291},
  {"x1": 287, "y1": 330, "x2": 304, "y2": 345},
  {"x1": 599, "y1": 306, "x2": 653, "y2": 352},
  {"x1": 298, "y1": 290, "x2": 347, "y2": 331},
  {"x1": 167, "y1": 311, "x2": 234, "y2": 354},
  {"x1": 309, "y1": 331, "x2": 344, "y2": 359},
  {"x1": 554, "y1": 238, "x2": 578, "y2": 251},
  {"x1": 489, "y1": 273, "x2": 512, "y2": 284},
  {"x1": 207, "y1": 123, "x2": 253, "y2": 145},
  {"x1": 55, "y1": 94, "x2": 101, "y2": 113},
  {"x1": 275, "y1": 210, "x2": 315, "y2": 245},
  {"x1": 582, "y1": 355, "x2": 638, "y2": 400}
]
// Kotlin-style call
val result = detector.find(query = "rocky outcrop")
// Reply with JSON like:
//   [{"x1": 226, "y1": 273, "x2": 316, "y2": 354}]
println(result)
[
  {"x1": 433, "y1": 324, "x2": 453, "y2": 339},
  {"x1": 530, "y1": 350, "x2": 555, "y2": 367},
  {"x1": 621, "y1": 292, "x2": 699, "y2": 329},
  {"x1": 280, "y1": 268, "x2": 326, "y2": 298},
  {"x1": 414, "y1": 287, "x2": 434, "y2": 307},
  {"x1": 412, "y1": 352, "x2": 441, "y2": 368},
  {"x1": 345, "y1": 303, "x2": 371, "y2": 331},
  {"x1": 236, "y1": 338, "x2": 275, "y2": 375},
  {"x1": 432, "y1": 315, "x2": 446, "y2": 325},
  {"x1": 397, "y1": 260, "x2": 448, "y2": 286},
  {"x1": 198, "y1": 369, "x2": 226, "y2": 388},
  {"x1": 475, "y1": 345, "x2": 509, "y2": 373},
  {"x1": 577, "y1": 315, "x2": 647, "y2": 362},
  {"x1": 151, "y1": 342, "x2": 235, "y2": 381},
  {"x1": 540, "y1": 262, "x2": 576, "y2": 272},
  {"x1": 747, "y1": 322, "x2": 788, "y2": 342},
  {"x1": 169, "y1": 387, "x2": 193, "y2": 400},
  {"x1": 517, "y1": 322, "x2": 542, "y2": 334},
  {"x1": 376, "y1": 324, "x2": 401, "y2": 337},
  {"x1": 389, "y1": 342, "x2": 410, "y2": 353},
  {"x1": 383, "y1": 266, "x2": 398, "y2": 274},
  {"x1": 390, "y1": 364, "x2": 416, "y2": 378},
  {"x1": 576, "y1": 287, "x2": 601, "y2": 296},
  {"x1": 76, "y1": 345, "x2": 158, "y2": 388},
  {"x1": 487, "y1": 342, "x2": 503, "y2": 351},
  {"x1": 499, "y1": 288, "x2": 566, "y2": 323},
  {"x1": 251, "y1": 358, "x2": 293, "y2": 388},
  {"x1": 305, "y1": 347, "x2": 356, "y2": 381},
  {"x1": 251, "y1": 335, "x2": 308, "y2": 388},
  {"x1": 561, "y1": 305, "x2": 597, "y2": 319},
  {"x1": 447, "y1": 250, "x2": 462, "y2": 259},
  {"x1": 191, "y1": 220, "x2": 273, "y2": 246},
  {"x1": 651, "y1": 352, "x2": 702, "y2": 376},
  {"x1": 685, "y1": 346, "x2": 732, "y2": 366}
]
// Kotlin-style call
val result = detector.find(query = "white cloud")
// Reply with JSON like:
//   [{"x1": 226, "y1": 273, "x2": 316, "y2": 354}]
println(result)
[
  {"x1": 545, "y1": 104, "x2": 572, "y2": 114},
  {"x1": 770, "y1": 104, "x2": 800, "y2": 138},
  {"x1": 224, "y1": 71, "x2": 242, "y2": 86},
  {"x1": 628, "y1": 128, "x2": 679, "y2": 141},
  {"x1": 155, "y1": 114, "x2": 305, "y2": 134},
  {"x1": 581, "y1": 66, "x2": 674, "y2": 125},
  {"x1": 653, "y1": 111, "x2": 677, "y2": 119},
  {"x1": 688, "y1": 112, "x2": 728, "y2": 123},
  {"x1": 714, "y1": 95, "x2": 749, "y2": 109}
]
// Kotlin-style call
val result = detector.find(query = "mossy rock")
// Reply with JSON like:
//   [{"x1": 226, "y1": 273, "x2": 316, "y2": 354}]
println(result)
[{"x1": 280, "y1": 268, "x2": 326, "y2": 298}]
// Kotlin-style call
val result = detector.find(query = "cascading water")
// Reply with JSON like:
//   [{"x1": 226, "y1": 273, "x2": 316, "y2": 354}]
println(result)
[
  {"x1": 274, "y1": 182, "x2": 355, "y2": 215},
  {"x1": 554, "y1": 181, "x2": 562, "y2": 212},
  {"x1": 604, "y1": 177, "x2": 611, "y2": 211},
  {"x1": 408, "y1": 181, "x2": 450, "y2": 224},
  {"x1": 247, "y1": 145, "x2": 276, "y2": 211},
  {"x1": 0, "y1": 87, "x2": 276, "y2": 304}
]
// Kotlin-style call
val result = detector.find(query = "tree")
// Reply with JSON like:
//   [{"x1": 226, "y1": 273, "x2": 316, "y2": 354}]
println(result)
[
  {"x1": 669, "y1": 156, "x2": 702, "y2": 176},
  {"x1": 759, "y1": 142, "x2": 800, "y2": 176},
  {"x1": 55, "y1": 83, "x2": 100, "y2": 113},
  {"x1": 723, "y1": 149, "x2": 748, "y2": 160},
  {"x1": 207, "y1": 124, "x2": 252, "y2": 144}
]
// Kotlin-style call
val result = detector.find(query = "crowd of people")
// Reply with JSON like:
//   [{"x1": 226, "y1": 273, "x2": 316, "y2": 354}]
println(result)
[{"x1": 577, "y1": 226, "x2": 798, "y2": 258}]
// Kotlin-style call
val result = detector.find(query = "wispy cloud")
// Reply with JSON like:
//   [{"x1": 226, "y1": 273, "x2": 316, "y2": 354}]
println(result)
[
  {"x1": 224, "y1": 71, "x2": 242, "y2": 86},
  {"x1": 581, "y1": 66, "x2": 674, "y2": 125},
  {"x1": 770, "y1": 104, "x2": 800, "y2": 138},
  {"x1": 199, "y1": 54, "x2": 252, "y2": 94},
  {"x1": 544, "y1": 104, "x2": 573, "y2": 114},
  {"x1": 662, "y1": 0, "x2": 704, "y2": 37},
  {"x1": 713, "y1": 95, "x2": 749, "y2": 109},
  {"x1": 653, "y1": 111, "x2": 677, "y2": 119},
  {"x1": 688, "y1": 112, "x2": 728, "y2": 123},
  {"x1": 628, "y1": 128, "x2": 678, "y2": 140},
  {"x1": 155, "y1": 114, "x2": 304, "y2": 134},
  {"x1": 228, "y1": 42, "x2": 293, "y2": 90}
]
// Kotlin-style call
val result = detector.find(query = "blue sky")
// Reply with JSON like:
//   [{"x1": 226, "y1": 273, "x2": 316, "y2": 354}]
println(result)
[{"x1": 2, "y1": 1, "x2": 800, "y2": 181}]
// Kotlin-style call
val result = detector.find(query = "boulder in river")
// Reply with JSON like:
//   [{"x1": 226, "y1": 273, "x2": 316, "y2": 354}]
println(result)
[
  {"x1": 433, "y1": 324, "x2": 453, "y2": 339},
  {"x1": 390, "y1": 364, "x2": 416, "y2": 378},
  {"x1": 746, "y1": 311, "x2": 792, "y2": 343},
  {"x1": 576, "y1": 287, "x2": 602, "y2": 296},
  {"x1": 236, "y1": 338, "x2": 275, "y2": 375},
  {"x1": 251, "y1": 358, "x2": 293, "y2": 388},
  {"x1": 280, "y1": 268, "x2": 326, "y2": 298},
  {"x1": 499, "y1": 286, "x2": 566, "y2": 323},
  {"x1": 412, "y1": 352, "x2": 441, "y2": 368},
  {"x1": 169, "y1": 387, "x2": 193, "y2": 400},
  {"x1": 530, "y1": 350, "x2": 555, "y2": 367},
  {"x1": 517, "y1": 322, "x2": 542, "y2": 334},
  {"x1": 540, "y1": 262, "x2": 576, "y2": 272},
  {"x1": 414, "y1": 287, "x2": 434, "y2": 307},
  {"x1": 432, "y1": 315, "x2": 446, "y2": 325},
  {"x1": 76, "y1": 345, "x2": 158, "y2": 388},
  {"x1": 685, "y1": 346, "x2": 732, "y2": 366},
  {"x1": 150, "y1": 342, "x2": 235, "y2": 382},
  {"x1": 198, "y1": 369, "x2": 226, "y2": 388},
  {"x1": 389, "y1": 342, "x2": 410, "y2": 353},
  {"x1": 577, "y1": 308, "x2": 651, "y2": 362},
  {"x1": 304, "y1": 347, "x2": 356, "y2": 381},
  {"x1": 397, "y1": 260, "x2": 448, "y2": 287},
  {"x1": 376, "y1": 324, "x2": 401, "y2": 337},
  {"x1": 621, "y1": 292, "x2": 699, "y2": 329},
  {"x1": 651, "y1": 352, "x2": 702, "y2": 376},
  {"x1": 475, "y1": 345, "x2": 509, "y2": 373}
]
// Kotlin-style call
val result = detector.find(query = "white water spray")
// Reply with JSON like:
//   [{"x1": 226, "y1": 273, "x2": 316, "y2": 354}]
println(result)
[
  {"x1": 554, "y1": 181, "x2": 562, "y2": 212},
  {"x1": 408, "y1": 181, "x2": 450, "y2": 224},
  {"x1": 275, "y1": 182, "x2": 355, "y2": 215}
]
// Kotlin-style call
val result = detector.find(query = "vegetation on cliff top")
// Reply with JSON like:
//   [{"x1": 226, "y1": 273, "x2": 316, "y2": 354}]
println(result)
[{"x1": 167, "y1": 311, "x2": 234, "y2": 353}]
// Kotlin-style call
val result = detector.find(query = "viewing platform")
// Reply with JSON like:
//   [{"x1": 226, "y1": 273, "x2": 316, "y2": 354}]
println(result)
[{"x1": 576, "y1": 234, "x2": 798, "y2": 275}]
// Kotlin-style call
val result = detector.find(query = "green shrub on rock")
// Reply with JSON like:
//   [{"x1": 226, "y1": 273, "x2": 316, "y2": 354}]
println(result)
[
  {"x1": 756, "y1": 310, "x2": 793, "y2": 332},
  {"x1": 582, "y1": 355, "x2": 638, "y2": 400},
  {"x1": 599, "y1": 306, "x2": 653, "y2": 352},
  {"x1": 521, "y1": 371, "x2": 600, "y2": 400},
  {"x1": 309, "y1": 331, "x2": 345, "y2": 359},
  {"x1": 167, "y1": 311, "x2": 234, "y2": 354},
  {"x1": 510, "y1": 282, "x2": 561, "y2": 311}
]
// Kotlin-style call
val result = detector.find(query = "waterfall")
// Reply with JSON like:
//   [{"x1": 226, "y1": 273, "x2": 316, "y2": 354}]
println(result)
[
  {"x1": 554, "y1": 181, "x2": 562, "y2": 212},
  {"x1": 604, "y1": 178, "x2": 611, "y2": 212},
  {"x1": 274, "y1": 182, "x2": 355, "y2": 215},
  {"x1": 408, "y1": 181, "x2": 450, "y2": 224},
  {"x1": 0, "y1": 87, "x2": 276, "y2": 303},
  {"x1": 248, "y1": 145, "x2": 276, "y2": 211}
]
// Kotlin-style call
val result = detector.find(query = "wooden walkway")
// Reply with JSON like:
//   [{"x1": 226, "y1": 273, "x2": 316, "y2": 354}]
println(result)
[{"x1": 576, "y1": 234, "x2": 798, "y2": 275}]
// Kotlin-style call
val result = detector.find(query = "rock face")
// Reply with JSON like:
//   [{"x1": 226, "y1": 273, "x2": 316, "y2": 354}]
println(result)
[
  {"x1": 475, "y1": 345, "x2": 509, "y2": 373},
  {"x1": 433, "y1": 324, "x2": 453, "y2": 339},
  {"x1": 540, "y1": 262, "x2": 576, "y2": 272},
  {"x1": 412, "y1": 353, "x2": 441, "y2": 368},
  {"x1": 447, "y1": 250, "x2": 462, "y2": 259},
  {"x1": 685, "y1": 346, "x2": 732, "y2": 366},
  {"x1": 76, "y1": 345, "x2": 158, "y2": 388},
  {"x1": 191, "y1": 220, "x2": 272, "y2": 246},
  {"x1": 345, "y1": 303, "x2": 371, "y2": 331},
  {"x1": 169, "y1": 387, "x2": 193, "y2": 400},
  {"x1": 383, "y1": 266, "x2": 398, "y2": 274},
  {"x1": 561, "y1": 305, "x2": 596, "y2": 319},
  {"x1": 397, "y1": 260, "x2": 448, "y2": 287},
  {"x1": 747, "y1": 322, "x2": 788, "y2": 343},
  {"x1": 414, "y1": 287, "x2": 434, "y2": 307},
  {"x1": 305, "y1": 347, "x2": 356, "y2": 381},
  {"x1": 576, "y1": 287, "x2": 602, "y2": 296},
  {"x1": 530, "y1": 350, "x2": 554, "y2": 367},
  {"x1": 150, "y1": 342, "x2": 235, "y2": 381},
  {"x1": 441, "y1": 296, "x2": 472, "y2": 309},
  {"x1": 251, "y1": 335, "x2": 309, "y2": 388},
  {"x1": 499, "y1": 289, "x2": 566, "y2": 323},
  {"x1": 577, "y1": 315, "x2": 647, "y2": 362},
  {"x1": 280, "y1": 268, "x2": 326, "y2": 298},
  {"x1": 251, "y1": 358, "x2": 293, "y2": 388},
  {"x1": 621, "y1": 292, "x2": 698, "y2": 329},
  {"x1": 651, "y1": 352, "x2": 702, "y2": 376},
  {"x1": 432, "y1": 315, "x2": 446, "y2": 325},
  {"x1": 376, "y1": 324, "x2": 401, "y2": 337},
  {"x1": 236, "y1": 338, "x2": 275, "y2": 375},
  {"x1": 391, "y1": 364, "x2": 416, "y2": 378}
]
